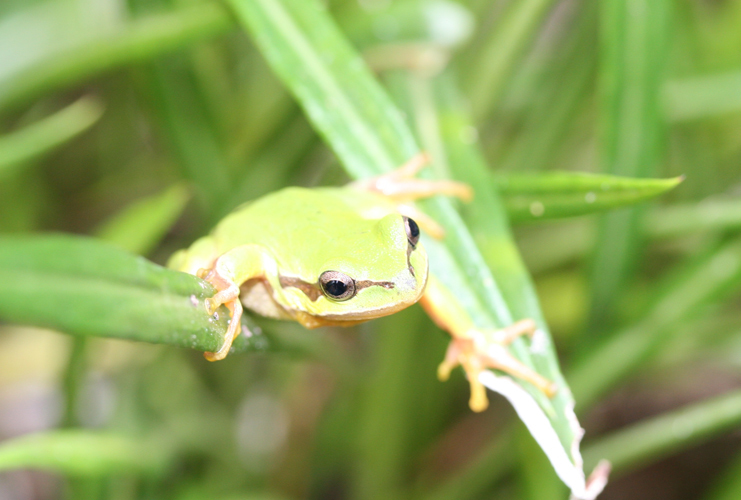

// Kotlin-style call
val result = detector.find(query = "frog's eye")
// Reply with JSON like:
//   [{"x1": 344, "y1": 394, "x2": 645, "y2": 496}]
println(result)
[
  {"x1": 319, "y1": 270, "x2": 357, "y2": 301},
  {"x1": 403, "y1": 216, "x2": 420, "y2": 248}
]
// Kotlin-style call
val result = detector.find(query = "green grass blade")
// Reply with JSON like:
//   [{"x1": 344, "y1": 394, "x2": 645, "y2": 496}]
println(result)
[
  {"x1": 0, "y1": 97, "x2": 103, "y2": 175},
  {"x1": 569, "y1": 237, "x2": 741, "y2": 407},
  {"x1": 0, "y1": 234, "x2": 266, "y2": 354},
  {"x1": 496, "y1": 172, "x2": 683, "y2": 223},
  {"x1": 144, "y1": 60, "x2": 233, "y2": 220},
  {"x1": 664, "y1": 71, "x2": 741, "y2": 122},
  {"x1": 0, "y1": 3, "x2": 233, "y2": 113},
  {"x1": 418, "y1": 431, "x2": 513, "y2": 500},
  {"x1": 646, "y1": 197, "x2": 741, "y2": 239},
  {"x1": 0, "y1": 431, "x2": 171, "y2": 476},
  {"x1": 582, "y1": 389, "x2": 741, "y2": 475},
  {"x1": 94, "y1": 183, "x2": 190, "y2": 255},
  {"x1": 706, "y1": 451, "x2": 741, "y2": 500},
  {"x1": 497, "y1": 2, "x2": 598, "y2": 173},
  {"x1": 227, "y1": 0, "x2": 418, "y2": 179},
  {"x1": 463, "y1": 0, "x2": 557, "y2": 118},
  {"x1": 427, "y1": 73, "x2": 587, "y2": 479},
  {"x1": 588, "y1": 0, "x2": 673, "y2": 331}
]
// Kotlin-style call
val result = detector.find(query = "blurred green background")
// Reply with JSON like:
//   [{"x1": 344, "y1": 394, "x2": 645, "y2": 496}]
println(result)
[{"x1": 1, "y1": 0, "x2": 741, "y2": 499}]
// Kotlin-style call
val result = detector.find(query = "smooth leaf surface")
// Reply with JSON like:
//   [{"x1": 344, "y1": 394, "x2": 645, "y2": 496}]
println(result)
[
  {"x1": 428, "y1": 73, "x2": 598, "y2": 490},
  {"x1": 94, "y1": 183, "x2": 190, "y2": 255},
  {"x1": 145, "y1": 59, "x2": 233, "y2": 220},
  {"x1": 228, "y1": 0, "x2": 418, "y2": 179},
  {"x1": 463, "y1": 0, "x2": 557, "y2": 119},
  {"x1": 570, "y1": 236, "x2": 741, "y2": 407},
  {"x1": 0, "y1": 430, "x2": 171, "y2": 476},
  {"x1": 496, "y1": 172, "x2": 683, "y2": 223},
  {"x1": 646, "y1": 197, "x2": 741, "y2": 239},
  {"x1": 664, "y1": 71, "x2": 741, "y2": 122},
  {"x1": 0, "y1": 97, "x2": 103, "y2": 175},
  {"x1": 589, "y1": 0, "x2": 672, "y2": 332},
  {"x1": 0, "y1": 2, "x2": 233, "y2": 113},
  {"x1": 0, "y1": 234, "x2": 267, "y2": 354},
  {"x1": 583, "y1": 389, "x2": 741, "y2": 475}
]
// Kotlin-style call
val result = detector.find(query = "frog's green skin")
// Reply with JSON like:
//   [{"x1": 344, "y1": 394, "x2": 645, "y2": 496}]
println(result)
[
  {"x1": 169, "y1": 161, "x2": 556, "y2": 413},
  {"x1": 169, "y1": 186, "x2": 428, "y2": 328}
]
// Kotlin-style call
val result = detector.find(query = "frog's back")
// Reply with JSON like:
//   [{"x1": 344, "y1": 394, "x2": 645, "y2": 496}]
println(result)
[{"x1": 211, "y1": 186, "x2": 396, "y2": 253}]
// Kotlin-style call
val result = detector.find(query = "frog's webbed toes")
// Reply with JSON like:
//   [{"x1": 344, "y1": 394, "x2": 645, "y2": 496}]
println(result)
[
  {"x1": 441, "y1": 320, "x2": 557, "y2": 412},
  {"x1": 204, "y1": 297, "x2": 218, "y2": 315},
  {"x1": 200, "y1": 268, "x2": 243, "y2": 362},
  {"x1": 204, "y1": 297, "x2": 243, "y2": 362}
]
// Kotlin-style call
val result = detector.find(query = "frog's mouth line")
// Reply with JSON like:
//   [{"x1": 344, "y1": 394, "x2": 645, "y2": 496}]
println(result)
[{"x1": 406, "y1": 240, "x2": 415, "y2": 277}]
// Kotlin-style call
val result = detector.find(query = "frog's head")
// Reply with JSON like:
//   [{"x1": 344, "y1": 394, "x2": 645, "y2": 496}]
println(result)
[{"x1": 279, "y1": 213, "x2": 428, "y2": 322}]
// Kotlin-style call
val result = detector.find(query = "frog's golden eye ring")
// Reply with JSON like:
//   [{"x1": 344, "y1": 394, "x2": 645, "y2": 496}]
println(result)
[
  {"x1": 403, "y1": 216, "x2": 420, "y2": 248},
  {"x1": 319, "y1": 270, "x2": 357, "y2": 301}
]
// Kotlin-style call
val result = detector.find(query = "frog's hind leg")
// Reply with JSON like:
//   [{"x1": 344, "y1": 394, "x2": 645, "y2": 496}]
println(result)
[
  {"x1": 422, "y1": 276, "x2": 557, "y2": 412},
  {"x1": 199, "y1": 244, "x2": 271, "y2": 361},
  {"x1": 437, "y1": 320, "x2": 557, "y2": 412}
]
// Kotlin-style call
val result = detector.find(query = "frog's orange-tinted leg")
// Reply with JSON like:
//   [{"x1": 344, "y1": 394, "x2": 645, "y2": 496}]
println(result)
[
  {"x1": 351, "y1": 152, "x2": 473, "y2": 203},
  {"x1": 199, "y1": 244, "x2": 272, "y2": 361},
  {"x1": 421, "y1": 276, "x2": 557, "y2": 412}
]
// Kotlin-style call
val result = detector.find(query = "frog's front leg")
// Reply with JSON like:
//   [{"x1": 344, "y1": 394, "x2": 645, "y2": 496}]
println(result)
[
  {"x1": 421, "y1": 276, "x2": 557, "y2": 412},
  {"x1": 350, "y1": 153, "x2": 473, "y2": 238},
  {"x1": 352, "y1": 152, "x2": 473, "y2": 202},
  {"x1": 198, "y1": 244, "x2": 272, "y2": 361}
]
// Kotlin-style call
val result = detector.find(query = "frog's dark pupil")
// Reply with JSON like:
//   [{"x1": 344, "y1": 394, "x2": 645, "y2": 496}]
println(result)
[
  {"x1": 404, "y1": 217, "x2": 420, "y2": 247},
  {"x1": 407, "y1": 218, "x2": 420, "y2": 239},
  {"x1": 324, "y1": 280, "x2": 347, "y2": 297},
  {"x1": 319, "y1": 270, "x2": 356, "y2": 301}
]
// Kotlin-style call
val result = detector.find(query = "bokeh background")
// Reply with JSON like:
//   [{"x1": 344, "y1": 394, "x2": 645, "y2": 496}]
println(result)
[{"x1": 1, "y1": 0, "x2": 741, "y2": 499}]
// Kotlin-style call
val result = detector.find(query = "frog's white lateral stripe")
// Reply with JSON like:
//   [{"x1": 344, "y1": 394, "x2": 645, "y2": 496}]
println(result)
[{"x1": 478, "y1": 371, "x2": 610, "y2": 500}]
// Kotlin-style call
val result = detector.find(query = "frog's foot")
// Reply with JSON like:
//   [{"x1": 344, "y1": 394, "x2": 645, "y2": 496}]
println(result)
[
  {"x1": 438, "y1": 319, "x2": 557, "y2": 412},
  {"x1": 351, "y1": 152, "x2": 473, "y2": 203},
  {"x1": 200, "y1": 268, "x2": 243, "y2": 362}
]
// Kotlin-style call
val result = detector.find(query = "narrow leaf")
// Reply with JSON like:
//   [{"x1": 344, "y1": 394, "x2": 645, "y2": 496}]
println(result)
[
  {"x1": 582, "y1": 389, "x2": 741, "y2": 475},
  {"x1": 0, "y1": 2, "x2": 234, "y2": 112},
  {"x1": 428, "y1": 73, "x2": 604, "y2": 498},
  {"x1": 495, "y1": 172, "x2": 683, "y2": 223},
  {"x1": 0, "y1": 97, "x2": 103, "y2": 175},
  {"x1": 227, "y1": 0, "x2": 418, "y2": 179},
  {"x1": 94, "y1": 183, "x2": 190, "y2": 255},
  {"x1": 664, "y1": 71, "x2": 741, "y2": 122},
  {"x1": 463, "y1": 0, "x2": 557, "y2": 118},
  {"x1": 589, "y1": 0, "x2": 672, "y2": 330},
  {"x1": 0, "y1": 234, "x2": 267, "y2": 354},
  {"x1": 570, "y1": 237, "x2": 741, "y2": 407},
  {"x1": 0, "y1": 431, "x2": 171, "y2": 476},
  {"x1": 645, "y1": 197, "x2": 741, "y2": 239}
]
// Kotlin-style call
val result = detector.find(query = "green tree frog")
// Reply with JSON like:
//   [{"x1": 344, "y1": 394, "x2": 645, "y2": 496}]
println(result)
[{"x1": 169, "y1": 154, "x2": 556, "y2": 411}]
